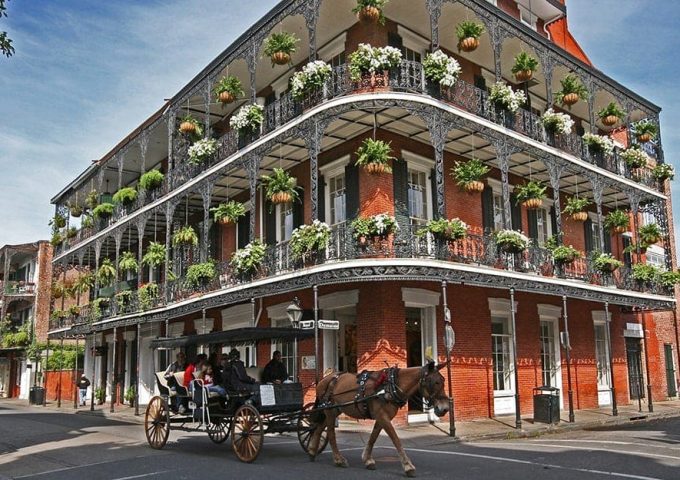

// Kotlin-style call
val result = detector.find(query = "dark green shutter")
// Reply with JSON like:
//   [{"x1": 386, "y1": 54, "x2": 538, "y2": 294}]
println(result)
[
  {"x1": 430, "y1": 168, "x2": 438, "y2": 219},
  {"x1": 388, "y1": 32, "x2": 403, "y2": 49},
  {"x1": 265, "y1": 202, "x2": 276, "y2": 245},
  {"x1": 622, "y1": 236, "x2": 632, "y2": 267},
  {"x1": 550, "y1": 206, "x2": 558, "y2": 238},
  {"x1": 665, "y1": 344, "x2": 677, "y2": 397},
  {"x1": 345, "y1": 163, "x2": 359, "y2": 220},
  {"x1": 584, "y1": 218, "x2": 593, "y2": 253},
  {"x1": 510, "y1": 194, "x2": 522, "y2": 231},
  {"x1": 527, "y1": 209, "x2": 538, "y2": 242},
  {"x1": 237, "y1": 212, "x2": 250, "y2": 249},
  {"x1": 482, "y1": 186, "x2": 494, "y2": 232},
  {"x1": 393, "y1": 158, "x2": 409, "y2": 227},
  {"x1": 318, "y1": 175, "x2": 326, "y2": 222},
  {"x1": 603, "y1": 229, "x2": 612, "y2": 254},
  {"x1": 293, "y1": 189, "x2": 304, "y2": 229}
]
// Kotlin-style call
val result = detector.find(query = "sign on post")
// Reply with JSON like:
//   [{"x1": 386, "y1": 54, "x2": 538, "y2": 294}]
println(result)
[
  {"x1": 299, "y1": 320, "x2": 315, "y2": 330},
  {"x1": 318, "y1": 319, "x2": 340, "y2": 330},
  {"x1": 444, "y1": 325, "x2": 455, "y2": 353}
]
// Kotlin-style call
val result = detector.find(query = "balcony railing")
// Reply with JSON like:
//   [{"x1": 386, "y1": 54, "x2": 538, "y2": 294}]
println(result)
[
  {"x1": 59, "y1": 60, "x2": 665, "y2": 252},
  {"x1": 50, "y1": 223, "x2": 672, "y2": 332},
  {"x1": 2, "y1": 281, "x2": 36, "y2": 296}
]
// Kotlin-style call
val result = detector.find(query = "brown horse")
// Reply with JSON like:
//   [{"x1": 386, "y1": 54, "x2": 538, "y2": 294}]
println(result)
[{"x1": 308, "y1": 362, "x2": 449, "y2": 477}]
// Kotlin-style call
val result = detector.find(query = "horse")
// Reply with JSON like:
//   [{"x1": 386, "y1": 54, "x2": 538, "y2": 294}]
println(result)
[{"x1": 307, "y1": 361, "x2": 450, "y2": 477}]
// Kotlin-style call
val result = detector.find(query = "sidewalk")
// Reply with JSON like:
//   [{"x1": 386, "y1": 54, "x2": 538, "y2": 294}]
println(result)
[{"x1": 6, "y1": 397, "x2": 680, "y2": 443}]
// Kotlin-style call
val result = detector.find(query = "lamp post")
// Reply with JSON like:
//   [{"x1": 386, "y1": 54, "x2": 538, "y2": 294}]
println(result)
[{"x1": 287, "y1": 297, "x2": 303, "y2": 382}]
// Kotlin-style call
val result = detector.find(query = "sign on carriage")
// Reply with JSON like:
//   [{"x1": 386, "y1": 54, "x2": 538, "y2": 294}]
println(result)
[
  {"x1": 299, "y1": 320, "x2": 315, "y2": 329},
  {"x1": 318, "y1": 319, "x2": 340, "y2": 330},
  {"x1": 259, "y1": 384, "x2": 276, "y2": 406}
]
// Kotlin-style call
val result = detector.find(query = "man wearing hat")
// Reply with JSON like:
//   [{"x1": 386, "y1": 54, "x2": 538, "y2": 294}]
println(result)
[
  {"x1": 76, "y1": 374, "x2": 91, "y2": 406},
  {"x1": 228, "y1": 349, "x2": 256, "y2": 390}
]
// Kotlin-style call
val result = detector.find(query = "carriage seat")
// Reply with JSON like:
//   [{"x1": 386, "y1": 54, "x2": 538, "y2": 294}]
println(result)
[
  {"x1": 245, "y1": 367, "x2": 263, "y2": 383},
  {"x1": 154, "y1": 371, "x2": 190, "y2": 397}
]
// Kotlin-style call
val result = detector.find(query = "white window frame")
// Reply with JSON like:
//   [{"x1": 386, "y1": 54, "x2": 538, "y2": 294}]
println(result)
[
  {"x1": 646, "y1": 244, "x2": 666, "y2": 269},
  {"x1": 234, "y1": 200, "x2": 252, "y2": 249},
  {"x1": 588, "y1": 212, "x2": 603, "y2": 250},
  {"x1": 489, "y1": 298, "x2": 517, "y2": 416},
  {"x1": 403, "y1": 151, "x2": 434, "y2": 225},
  {"x1": 397, "y1": 26, "x2": 429, "y2": 57},
  {"x1": 592, "y1": 311, "x2": 612, "y2": 406},
  {"x1": 518, "y1": 5, "x2": 538, "y2": 31},
  {"x1": 534, "y1": 199, "x2": 554, "y2": 247},
  {"x1": 487, "y1": 178, "x2": 515, "y2": 231},
  {"x1": 318, "y1": 32, "x2": 347, "y2": 64},
  {"x1": 320, "y1": 155, "x2": 350, "y2": 226},
  {"x1": 276, "y1": 203, "x2": 294, "y2": 244}
]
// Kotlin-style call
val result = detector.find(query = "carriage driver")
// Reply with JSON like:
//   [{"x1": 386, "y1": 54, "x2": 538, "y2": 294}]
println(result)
[
  {"x1": 262, "y1": 350, "x2": 288, "y2": 384},
  {"x1": 227, "y1": 349, "x2": 257, "y2": 390}
]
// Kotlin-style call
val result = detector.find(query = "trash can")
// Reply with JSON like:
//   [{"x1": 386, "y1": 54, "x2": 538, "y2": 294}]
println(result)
[
  {"x1": 29, "y1": 386, "x2": 45, "y2": 405},
  {"x1": 533, "y1": 386, "x2": 560, "y2": 424}
]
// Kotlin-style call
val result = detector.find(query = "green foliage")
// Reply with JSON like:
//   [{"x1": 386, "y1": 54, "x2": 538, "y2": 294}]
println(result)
[
  {"x1": 45, "y1": 346, "x2": 84, "y2": 371},
  {"x1": 178, "y1": 114, "x2": 203, "y2": 137},
  {"x1": 592, "y1": 252, "x2": 623, "y2": 273},
  {"x1": 261, "y1": 168, "x2": 301, "y2": 203},
  {"x1": 118, "y1": 251, "x2": 138, "y2": 274},
  {"x1": 563, "y1": 196, "x2": 590, "y2": 216},
  {"x1": 416, "y1": 218, "x2": 468, "y2": 241},
  {"x1": 185, "y1": 261, "x2": 217, "y2": 289},
  {"x1": 354, "y1": 138, "x2": 395, "y2": 172},
  {"x1": 93, "y1": 202, "x2": 114, "y2": 218},
  {"x1": 348, "y1": 44, "x2": 402, "y2": 81},
  {"x1": 638, "y1": 223, "x2": 662, "y2": 245},
  {"x1": 514, "y1": 180, "x2": 546, "y2": 204},
  {"x1": 351, "y1": 213, "x2": 398, "y2": 239},
  {"x1": 550, "y1": 245, "x2": 581, "y2": 264},
  {"x1": 456, "y1": 21, "x2": 485, "y2": 41},
  {"x1": 124, "y1": 386, "x2": 136, "y2": 403},
  {"x1": 142, "y1": 242, "x2": 166, "y2": 268},
  {"x1": 68, "y1": 305, "x2": 81, "y2": 316},
  {"x1": 597, "y1": 102, "x2": 625, "y2": 120},
  {"x1": 85, "y1": 190, "x2": 99, "y2": 210},
  {"x1": 112, "y1": 187, "x2": 138, "y2": 206},
  {"x1": 633, "y1": 120, "x2": 658, "y2": 140},
  {"x1": 631, "y1": 263, "x2": 659, "y2": 283},
  {"x1": 213, "y1": 75, "x2": 243, "y2": 99},
  {"x1": 72, "y1": 273, "x2": 94, "y2": 297},
  {"x1": 115, "y1": 290, "x2": 133, "y2": 309},
  {"x1": 290, "y1": 220, "x2": 332, "y2": 260},
  {"x1": 352, "y1": 0, "x2": 388, "y2": 24},
  {"x1": 1, "y1": 0, "x2": 14, "y2": 58},
  {"x1": 658, "y1": 270, "x2": 680, "y2": 288},
  {"x1": 511, "y1": 52, "x2": 539, "y2": 74},
  {"x1": 263, "y1": 32, "x2": 298, "y2": 62},
  {"x1": 66, "y1": 226, "x2": 77, "y2": 239},
  {"x1": 210, "y1": 201, "x2": 246, "y2": 224},
  {"x1": 231, "y1": 240, "x2": 267, "y2": 276},
  {"x1": 603, "y1": 209, "x2": 630, "y2": 231},
  {"x1": 172, "y1": 225, "x2": 199, "y2": 247},
  {"x1": 97, "y1": 258, "x2": 117, "y2": 287},
  {"x1": 450, "y1": 158, "x2": 489, "y2": 188},
  {"x1": 69, "y1": 204, "x2": 83, "y2": 217},
  {"x1": 95, "y1": 387, "x2": 106, "y2": 403},
  {"x1": 49, "y1": 213, "x2": 66, "y2": 230},
  {"x1": 138, "y1": 283, "x2": 159, "y2": 311},
  {"x1": 621, "y1": 147, "x2": 649, "y2": 169},
  {"x1": 554, "y1": 74, "x2": 588, "y2": 105},
  {"x1": 139, "y1": 169, "x2": 164, "y2": 191},
  {"x1": 81, "y1": 215, "x2": 94, "y2": 229},
  {"x1": 51, "y1": 231, "x2": 64, "y2": 246},
  {"x1": 494, "y1": 230, "x2": 529, "y2": 252},
  {"x1": 652, "y1": 164, "x2": 674, "y2": 182}
]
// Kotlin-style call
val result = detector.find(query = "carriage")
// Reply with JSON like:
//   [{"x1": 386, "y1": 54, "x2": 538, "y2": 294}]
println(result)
[{"x1": 143, "y1": 327, "x2": 329, "y2": 463}]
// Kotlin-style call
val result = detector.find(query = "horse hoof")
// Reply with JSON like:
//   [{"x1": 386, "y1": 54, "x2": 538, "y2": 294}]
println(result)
[
  {"x1": 309, "y1": 455, "x2": 316, "y2": 463},
  {"x1": 335, "y1": 460, "x2": 349, "y2": 468},
  {"x1": 405, "y1": 469, "x2": 417, "y2": 478},
  {"x1": 366, "y1": 463, "x2": 376, "y2": 470}
]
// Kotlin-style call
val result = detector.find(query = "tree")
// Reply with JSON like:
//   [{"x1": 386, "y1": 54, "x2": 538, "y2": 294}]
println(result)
[{"x1": 0, "y1": 0, "x2": 14, "y2": 58}]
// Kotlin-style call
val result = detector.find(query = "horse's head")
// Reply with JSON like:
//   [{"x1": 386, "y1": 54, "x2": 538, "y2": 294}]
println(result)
[{"x1": 420, "y1": 361, "x2": 450, "y2": 417}]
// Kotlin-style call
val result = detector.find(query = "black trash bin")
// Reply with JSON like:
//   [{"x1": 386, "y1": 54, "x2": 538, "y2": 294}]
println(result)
[
  {"x1": 533, "y1": 386, "x2": 560, "y2": 424},
  {"x1": 29, "y1": 386, "x2": 45, "y2": 405}
]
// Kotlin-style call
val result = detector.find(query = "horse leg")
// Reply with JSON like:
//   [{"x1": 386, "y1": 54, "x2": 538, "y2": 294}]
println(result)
[
  {"x1": 326, "y1": 413, "x2": 349, "y2": 468},
  {"x1": 361, "y1": 422, "x2": 382, "y2": 470},
  {"x1": 307, "y1": 421, "x2": 324, "y2": 461},
  {"x1": 380, "y1": 418, "x2": 416, "y2": 477}
]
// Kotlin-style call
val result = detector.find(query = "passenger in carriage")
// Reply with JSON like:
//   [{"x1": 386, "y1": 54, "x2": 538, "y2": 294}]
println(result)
[
  {"x1": 184, "y1": 353, "x2": 208, "y2": 388},
  {"x1": 262, "y1": 350, "x2": 288, "y2": 384},
  {"x1": 198, "y1": 364, "x2": 227, "y2": 397},
  {"x1": 227, "y1": 349, "x2": 257, "y2": 391}
]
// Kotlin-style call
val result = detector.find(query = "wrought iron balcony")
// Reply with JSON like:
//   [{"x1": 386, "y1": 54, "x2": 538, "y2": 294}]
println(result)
[{"x1": 2, "y1": 280, "x2": 36, "y2": 296}]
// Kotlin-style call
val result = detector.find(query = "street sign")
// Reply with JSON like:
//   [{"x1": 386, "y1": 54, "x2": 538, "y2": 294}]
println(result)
[
  {"x1": 444, "y1": 307, "x2": 451, "y2": 323},
  {"x1": 299, "y1": 320, "x2": 315, "y2": 330},
  {"x1": 560, "y1": 331, "x2": 571, "y2": 350},
  {"x1": 318, "y1": 319, "x2": 340, "y2": 330},
  {"x1": 444, "y1": 325, "x2": 455, "y2": 352}
]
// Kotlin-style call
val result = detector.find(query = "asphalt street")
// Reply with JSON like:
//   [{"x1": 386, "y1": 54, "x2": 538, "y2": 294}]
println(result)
[{"x1": 1, "y1": 402, "x2": 680, "y2": 480}]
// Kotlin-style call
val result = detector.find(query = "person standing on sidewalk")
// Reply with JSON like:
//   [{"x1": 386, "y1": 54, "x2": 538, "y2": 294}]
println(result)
[{"x1": 76, "y1": 374, "x2": 90, "y2": 406}]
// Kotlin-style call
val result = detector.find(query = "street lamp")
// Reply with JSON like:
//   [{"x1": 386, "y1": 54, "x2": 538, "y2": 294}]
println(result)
[{"x1": 286, "y1": 297, "x2": 303, "y2": 382}]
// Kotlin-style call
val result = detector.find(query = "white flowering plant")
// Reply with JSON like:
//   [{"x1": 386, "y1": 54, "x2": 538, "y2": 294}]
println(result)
[
  {"x1": 540, "y1": 108, "x2": 575, "y2": 135},
  {"x1": 290, "y1": 60, "x2": 332, "y2": 100},
  {"x1": 582, "y1": 133, "x2": 615, "y2": 156},
  {"x1": 229, "y1": 103, "x2": 264, "y2": 134},
  {"x1": 290, "y1": 220, "x2": 332, "y2": 260},
  {"x1": 494, "y1": 230, "x2": 530, "y2": 253},
  {"x1": 422, "y1": 50, "x2": 461, "y2": 88},
  {"x1": 652, "y1": 163, "x2": 675, "y2": 182},
  {"x1": 351, "y1": 213, "x2": 398, "y2": 239},
  {"x1": 620, "y1": 147, "x2": 649, "y2": 169},
  {"x1": 230, "y1": 240, "x2": 267, "y2": 276},
  {"x1": 488, "y1": 82, "x2": 526, "y2": 114},
  {"x1": 417, "y1": 218, "x2": 468, "y2": 241},
  {"x1": 348, "y1": 43, "x2": 403, "y2": 81},
  {"x1": 187, "y1": 138, "x2": 218, "y2": 164}
]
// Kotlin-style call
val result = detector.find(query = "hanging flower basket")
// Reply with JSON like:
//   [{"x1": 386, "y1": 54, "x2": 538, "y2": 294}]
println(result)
[
  {"x1": 218, "y1": 92, "x2": 235, "y2": 104},
  {"x1": 522, "y1": 198, "x2": 543, "y2": 210},
  {"x1": 271, "y1": 51, "x2": 291, "y2": 66},
  {"x1": 213, "y1": 75, "x2": 243, "y2": 105},
  {"x1": 514, "y1": 70, "x2": 533, "y2": 82},
  {"x1": 638, "y1": 133, "x2": 652, "y2": 143},
  {"x1": 358, "y1": 6, "x2": 380, "y2": 23},
  {"x1": 364, "y1": 162, "x2": 389, "y2": 175},
  {"x1": 598, "y1": 102, "x2": 625, "y2": 127},
  {"x1": 463, "y1": 180, "x2": 485, "y2": 194},
  {"x1": 271, "y1": 191, "x2": 293, "y2": 204},
  {"x1": 353, "y1": 0, "x2": 387, "y2": 24},
  {"x1": 571, "y1": 211, "x2": 588, "y2": 222},
  {"x1": 514, "y1": 180, "x2": 546, "y2": 210},
  {"x1": 602, "y1": 115, "x2": 618, "y2": 127},
  {"x1": 263, "y1": 32, "x2": 298, "y2": 67},
  {"x1": 456, "y1": 21, "x2": 484, "y2": 53},
  {"x1": 262, "y1": 168, "x2": 300, "y2": 205},
  {"x1": 458, "y1": 37, "x2": 479, "y2": 53},
  {"x1": 562, "y1": 93, "x2": 579, "y2": 106}
]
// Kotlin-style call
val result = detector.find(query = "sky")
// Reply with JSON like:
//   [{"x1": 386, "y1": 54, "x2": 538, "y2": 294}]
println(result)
[{"x1": 0, "y1": 0, "x2": 679, "y2": 248}]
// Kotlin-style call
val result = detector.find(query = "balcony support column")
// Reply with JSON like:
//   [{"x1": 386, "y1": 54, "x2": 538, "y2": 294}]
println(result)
[
  {"x1": 203, "y1": 79, "x2": 212, "y2": 138},
  {"x1": 584, "y1": 77, "x2": 596, "y2": 133},
  {"x1": 541, "y1": 54, "x2": 555, "y2": 107},
  {"x1": 89, "y1": 333, "x2": 96, "y2": 411},
  {"x1": 246, "y1": 46, "x2": 258, "y2": 103},
  {"x1": 641, "y1": 310, "x2": 654, "y2": 412},
  {"x1": 167, "y1": 111, "x2": 177, "y2": 175},
  {"x1": 547, "y1": 161, "x2": 565, "y2": 277},
  {"x1": 140, "y1": 131, "x2": 149, "y2": 175},
  {"x1": 94, "y1": 239, "x2": 103, "y2": 300},
  {"x1": 509, "y1": 288, "x2": 521, "y2": 430},
  {"x1": 604, "y1": 302, "x2": 618, "y2": 416},
  {"x1": 561, "y1": 296, "x2": 575, "y2": 422},
  {"x1": 135, "y1": 214, "x2": 149, "y2": 288},
  {"x1": 493, "y1": 140, "x2": 519, "y2": 230},
  {"x1": 303, "y1": 0, "x2": 321, "y2": 60},
  {"x1": 247, "y1": 155, "x2": 261, "y2": 242},
  {"x1": 426, "y1": 0, "x2": 442, "y2": 50},
  {"x1": 589, "y1": 177, "x2": 606, "y2": 252},
  {"x1": 110, "y1": 326, "x2": 117, "y2": 413},
  {"x1": 116, "y1": 152, "x2": 124, "y2": 192},
  {"x1": 113, "y1": 229, "x2": 124, "y2": 299},
  {"x1": 135, "y1": 322, "x2": 141, "y2": 416},
  {"x1": 199, "y1": 182, "x2": 214, "y2": 262},
  {"x1": 422, "y1": 111, "x2": 452, "y2": 219},
  {"x1": 304, "y1": 121, "x2": 326, "y2": 221},
  {"x1": 627, "y1": 191, "x2": 642, "y2": 263},
  {"x1": 164, "y1": 200, "x2": 180, "y2": 302}
]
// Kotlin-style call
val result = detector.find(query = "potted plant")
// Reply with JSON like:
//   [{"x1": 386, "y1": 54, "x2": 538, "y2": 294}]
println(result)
[
  {"x1": 593, "y1": 252, "x2": 623, "y2": 274},
  {"x1": 351, "y1": 213, "x2": 398, "y2": 242},
  {"x1": 422, "y1": 50, "x2": 461, "y2": 93},
  {"x1": 494, "y1": 230, "x2": 530, "y2": 254},
  {"x1": 50, "y1": 213, "x2": 66, "y2": 229},
  {"x1": 210, "y1": 201, "x2": 246, "y2": 225},
  {"x1": 85, "y1": 190, "x2": 99, "y2": 211},
  {"x1": 263, "y1": 32, "x2": 298, "y2": 66},
  {"x1": 348, "y1": 43, "x2": 402, "y2": 86},
  {"x1": 231, "y1": 240, "x2": 267, "y2": 277},
  {"x1": 66, "y1": 226, "x2": 78, "y2": 239},
  {"x1": 489, "y1": 81, "x2": 526, "y2": 115},
  {"x1": 512, "y1": 52, "x2": 539, "y2": 83},
  {"x1": 352, "y1": 0, "x2": 388, "y2": 24},
  {"x1": 124, "y1": 386, "x2": 136, "y2": 407},
  {"x1": 115, "y1": 290, "x2": 133, "y2": 310},
  {"x1": 583, "y1": 133, "x2": 615, "y2": 156},
  {"x1": 68, "y1": 305, "x2": 81, "y2": 317},
  {"x1": 631, "y1": 263, "x2": 659, "y2": 284},
  {"x1": 172, "y1": 225, "x2": 199, "y2": 247},
  {"x1": 540, "y1": 108, "x2": 575, "y2": 135},
  {"x1": 81, "y1": 215, "x2": 94, "y2": 229},
  {"x1": 638, "y1": 223, "x2": 662, "y2": 245},
  {"x1": 139, "y1": 169, "x2": 164, "y2": 191},
  {"x1": 550, "y1": 244, "x2": 581, "y2": 265},
  {"x1": 652, "y1": 163, "x2": 675, "y2": 182},
  {"x1": 290, "y1": 60, "x2": 332, "y2": 100},
  {"x1": 456, "y1": 21, "x2": 484, "y2": 52},
  {"x1": 112, "y1": 187, "x2": 138, "y2": 207},
  {"x1": 188, "y1": 138, "x2": 218, "y2": 164},
  {"x1": 69, "y1": 204, "x2": 83, "y2": 218},
  {"x1": 514, "y1": 180, "x2": 546, "y2": 210},
  {"x1": 563, "y1": 196, "x2": 590, "y2": 222},
  {"x1": 118, "y1": 251, "x2": 138, "y2": 275},
  {"x1": 229, "y1": 103, "x2": 264, "y2": 135},
  {"x1": 95, "y1": 387, "x2": 106, "y2": 405},
  {"x1": 185, "y1": 261, "x2": 217, "y2": 289},
  {"x1": 633, "y1": 120, "x2": 658, "y2": 143},
  {"x1": 178, "y1": 114, "x2": 202, "y2": 136},
  {"x1": 417, "y1": 218, "x2": 468, "y2": 242},
  {"x1": 450, "y1": 158, "x2": 489, "y2": 193},
  {"x1": 598, "y1": 102, "x2": 625, "y2": 127},
  {"x1": 658, "y1": 270, "x2": 680, "y2": 289},
  {"x1": 50, "y1": 231, "x2": 63, "y2": 247},
  {"x1": 97, "y1": 258, "x2": 117, "y2": 287},
  {"x1": 354, "y1": 138, "x2": 394, "y2": 174},
  {"x1": 290, "y1": 220, "x2": 332, "y2": 261},
  {"x1": 555, "y1": 74, "x2": 588, "y2": 107},
  {"x1": 93, "y1": 202, "x2": 115, "y2": 219},
  {"x1": 620, "y1": 147, "x2": 649, "y2": 171},
  {"x1": 138, "y1": 282, "x2": 159, "y2": 311},
  {"x1": 142, "y1": 242, "x2": 166, "y2": 268},
  {"x1": 604, "y1": 209, "x2": 629, "y2": 234},
  {"x1": 624, "y1": 241, "x2": 649, "y2": 255},
  {"x1": 261, "y1": 167, "x2": 301, "y2": 205},
  {"x1": 213, "y1": 75, "x2": 243, "y2": 105}
]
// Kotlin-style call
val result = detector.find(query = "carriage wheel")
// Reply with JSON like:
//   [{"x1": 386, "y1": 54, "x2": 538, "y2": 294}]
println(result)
[
  {"x1": 231, "y1": 404, "x2": 264, "y2": 463},
  {"x1": 297, "y1": 403, "x2": 329, "y2": 457},
  {"x1": 144, "y1": 396, "x2": 170, "y2": 449},
  {"x1": 207, "y1": 416, "x2": 231, "y2": 444}
]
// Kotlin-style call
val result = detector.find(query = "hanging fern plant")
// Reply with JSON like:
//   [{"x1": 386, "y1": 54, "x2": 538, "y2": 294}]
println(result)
[
  {"x1": 172, "y1": 225, "x2": 199, "y2": 247},
  {"x1": 97, "y1": 258, "x2": 117, "y2": 287},
  {"x1": 142, "y1": 242, "x2": 166, "y2": 268},
  {"x1": 118, "y1": 251, "x2": 139, "y2": 274}
]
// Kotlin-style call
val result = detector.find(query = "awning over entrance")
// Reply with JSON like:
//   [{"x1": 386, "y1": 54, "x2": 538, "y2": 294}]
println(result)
[{"x1": 148, "y1": 327, "x2": 313, "y2": 350}]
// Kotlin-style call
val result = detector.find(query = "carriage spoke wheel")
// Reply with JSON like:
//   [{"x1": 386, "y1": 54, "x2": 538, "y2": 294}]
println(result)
[
  {"x1": 297, "y1": 402, "x2": 329, "y2": 457},
  {"x1": 231, "y1": 404, "x2": 263, "y2": 463},
  {"x1": 144, "y1": 396, "x2": 170, "y2": 450},
  {"x1": 207, "y1": 416, "x2": 231, "y2": 444}
]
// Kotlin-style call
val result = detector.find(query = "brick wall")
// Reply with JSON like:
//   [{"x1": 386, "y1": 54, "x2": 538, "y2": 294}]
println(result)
[{"x1": 34, "y1": 241, "x2": 54, "y2": 343}]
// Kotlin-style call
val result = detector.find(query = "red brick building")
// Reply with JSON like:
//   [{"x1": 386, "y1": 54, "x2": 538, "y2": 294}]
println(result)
[{"x1": 48, "y1": 0, "x2": 678, "y2": 426}]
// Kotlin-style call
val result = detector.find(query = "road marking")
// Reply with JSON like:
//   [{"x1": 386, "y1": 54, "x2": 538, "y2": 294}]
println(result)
[
  {"x1": 486, "y1": 442, "x2": 680, "y2": 461},
  {"x1": 334, "y1": 446, "x2": 665, "y2": 480},
  {"x1": 13, "y1": 455, "x2": 162, "y2": 479},
  {"x1": 521, "y1": 439, "x2": 680, "y2": 451},
  {"x1": 112, "y1": 472, "x2": 170, "y2": 480}
]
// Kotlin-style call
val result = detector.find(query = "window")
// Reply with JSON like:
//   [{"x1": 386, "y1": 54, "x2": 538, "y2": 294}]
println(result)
[
  {"x1": 408, "y1": 168, "x2": 429, "y2": 224},
  {"x1": 401, "y1": 46, "x2": 421, "y2": 63},
  {"x1": 642, "y1": 211, "x2": 656, "y2": 226},
  {"x1": 277, "y1": 204, "x2": 294, "y2": 243},
  {"x1": 536, "y1": 208, "x2": 552, "y2": 247},
  {"x1": 328, "y1": 173, "x2": 346, "y2": 225},
  {"x1": 328, "y1": 51, "x2": 345, "y2": 69},
  {"x1": 646, "y1": 245, "x2": 667, "y2": 269},
  {"x1": 492, "y1": 193, "x2": 504, "y2": 231},
  {"x1": 540, "y1": 320, "x2": 557, "y2": 387},
  {"x1": 491, "y1": 316, "x2": 514, "y2": 392},
  {"x1": 518, "y1": 5, "x2": 538, "y2": 31},
  {"x1": 594, "y1": 323, "x2": 611, "y2": 388},
  {"x1": 589, "y1": 213, "x2": 602, "y2": 251},
  {"x1": 272, "y1": 318, "x2": 294, "y2": 380}
]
